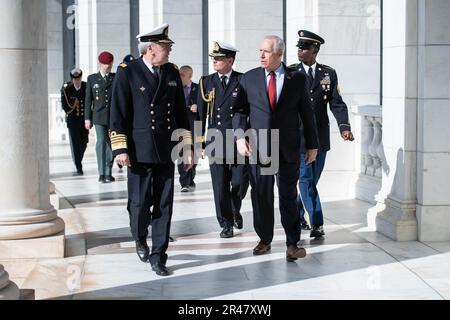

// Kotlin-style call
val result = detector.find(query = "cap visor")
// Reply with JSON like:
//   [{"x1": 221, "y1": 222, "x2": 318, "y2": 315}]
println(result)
[
  {"x1": 208, "y1": 53, "x2": 227, "y2": 57},
  {"x1": 159, "y1": 38, "x2": 174, "y2": 44}
]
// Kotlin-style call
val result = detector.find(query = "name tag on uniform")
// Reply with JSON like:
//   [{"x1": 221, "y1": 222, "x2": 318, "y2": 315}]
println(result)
[{"x1": 168, "y1": 81, "x2": 177, "y2": 87}]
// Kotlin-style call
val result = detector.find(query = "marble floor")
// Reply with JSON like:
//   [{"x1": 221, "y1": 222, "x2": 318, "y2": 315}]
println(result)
[{"x1": 15, "y1": 142, "x2": 450, "y2": 299}]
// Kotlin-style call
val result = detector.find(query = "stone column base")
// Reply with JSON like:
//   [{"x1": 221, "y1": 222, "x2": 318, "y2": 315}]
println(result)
[
  {"x1": 0, "y1": 265, "x2": 20, "y2": 300},
  {"x1": 0, "y1": 235, "x2": 65, "y2": 259},
  {"x1": 0, "y1": 208, "x2": 65, "y2": 240},
  {"x1": 417, "y1": 205, "x2": 450, "y2": 242},
  {"x1": 368, "y1": 197, "x2": 418, "y2": 241}
]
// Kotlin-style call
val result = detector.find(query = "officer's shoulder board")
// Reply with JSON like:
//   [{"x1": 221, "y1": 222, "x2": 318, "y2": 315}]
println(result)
[
  {"x1": 63, "y1": 81, "x2": 72, "y2": 88},
  {"x1": 320, "y1": 64, "x2": 335, "y2": 71},
  {"x1": 172, "y1": 63, "x2": 179, "y2": 71},
  {"x1": 288, "y1": 63, "x2": 300, "y2": 69}
]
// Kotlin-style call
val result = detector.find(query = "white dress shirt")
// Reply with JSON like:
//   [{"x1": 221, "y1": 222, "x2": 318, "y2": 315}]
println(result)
[
  {"x1": 302, "y1": 62, "x2": 317, "y2": 79},
  {"x1": 218, "y1": 69, "x2": 233, "y2": 86},
  {"x1": 265, "y1": 63, "x2": 285, "y2": 103}
]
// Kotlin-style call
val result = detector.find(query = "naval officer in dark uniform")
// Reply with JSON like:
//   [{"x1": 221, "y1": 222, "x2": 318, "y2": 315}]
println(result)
[
  {"x1": 110, "y1": 23, "x2": 193, "y2": 276},
  {"x1": 85, "y1": 51, "x2": 116, "y2": 183},
  {"x1": 61, "y1": 68, "x2": 89, "y2": 175},
  {"x1": 290, "y1": 30, "x2": 354, "y2": 238},
  {"x1": 197, "y1": 41, "x2": 249, "y2": 239}
]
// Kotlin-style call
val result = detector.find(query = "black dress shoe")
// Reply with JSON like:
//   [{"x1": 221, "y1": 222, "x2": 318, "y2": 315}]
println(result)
[
  {"x1": 169, "y1": 236, "x2": 175, "y2": 242},
  {"x1": 310, "y1": 225, "x2": 325, "y2": 238},
  {"x1": 135, "y1": 240, "x2": 149, "y2": 262},
  {"x1": 151, "y1": 262, "x2": 171, "y2": 276},
  {"x1": 233, "y1": 213, "x2": 243, "y2": 229},
  {"x1": 98, "y1": 175, "x2": 105, "y2": 182},
  {"x1": 104, "y1": 176, "x2": 115, "y2": 183},
  {"x1": 220, "y1": 226, "x2": 234, "y2": 238},
  {"x1": 301, "y1": 221, "x2": 311, "y2": 230}
]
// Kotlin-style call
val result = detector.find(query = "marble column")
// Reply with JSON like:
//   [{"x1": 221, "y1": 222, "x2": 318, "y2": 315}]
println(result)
[
  {"x1": 0, "y1": 0, "x2": 65, "y2": 240},
  {"x1": 0, "y1": 265, "x2": 19, "y2": 300},
  {"x1": 286, "y1": 0, "x2": 381, "y2": 198},
  {"x1": 47, "y1": 0, "x2": 64, "y2": 95},
  {"x1": 209, "y1": 0, "x2": 283, "y2": 73},
  {"x1": 415, "y1": 0, "x2": 450, "y2": 241},
  {"x1": 76, "y1": 0, "x2": 131, "y2": 75},
  {"x1": 139, "y1": 0, "x2": 204, "y2": 81},
  {"x1": 369, "y1": 0, "x2": 419, "y2": 240}
]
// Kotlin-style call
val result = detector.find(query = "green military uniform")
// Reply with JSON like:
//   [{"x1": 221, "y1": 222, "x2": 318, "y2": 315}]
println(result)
[{"x1": 85, "y1": 71, "x2": 115, "y2": 180}]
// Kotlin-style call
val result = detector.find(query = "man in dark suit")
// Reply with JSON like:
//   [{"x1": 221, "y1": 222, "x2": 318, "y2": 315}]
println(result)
[
  {"x1": 110, "y1": 23, "x2": 193, "y2": 276},
  {"x1": 177, "y1": 65, "x2": 199, "y2": 192},
  {"x1": 61, "y1": 68, "x2": 89, "y2": 175},
  {"x1": 85, "y1": 51, "x2": 116, "y2": 183},
  {"x1": 233, "y1": 35, "x2": 319, "y2": 262},
  {"x1": 290, "y1": 30, "x2": 354, "y2": 239},
  {"x1": 197, "y1": 41, "x2": 249, "y2": 238}
]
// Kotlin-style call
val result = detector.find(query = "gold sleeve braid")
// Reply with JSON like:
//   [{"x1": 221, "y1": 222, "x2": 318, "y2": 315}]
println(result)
[
  {"x1": 179, "y1": 129, "x2": 193, "y2": 147},
  {"x1": 62, "y1": 84, "x2": 79, "y2": 115},
  {"x1": 109, "y1": 131, "x2": 128, "y2": 151}
]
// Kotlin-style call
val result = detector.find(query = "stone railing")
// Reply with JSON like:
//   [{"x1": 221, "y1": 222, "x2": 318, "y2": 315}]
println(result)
[
  {"x1": 351, "y1": 105, "x2": 384, "y2": 204},
  {"x1": 48, "y1": 94, "x2": 67, "y2": 142}
]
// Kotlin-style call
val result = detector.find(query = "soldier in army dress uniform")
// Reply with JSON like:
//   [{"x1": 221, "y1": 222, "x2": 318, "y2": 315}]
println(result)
[
  {"x1": 110, "y1": 24, "x2": 193, "y2": 276},
  {"x1": 289, "y1": 30, "x2": 354, "y2": 239},
  {"x1": 85, "y1": 51, "x2": 116, "y2": 183},
  {"x1": 61, "y1": 68, "x2": 89, "y2": 175},
  {"x1": 197, "y1": 41, "x2": 249, "y2": 239}
]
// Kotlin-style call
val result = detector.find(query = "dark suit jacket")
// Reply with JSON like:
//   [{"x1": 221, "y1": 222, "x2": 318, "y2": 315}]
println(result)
[
  {"x1": 61, "y1": 81, "x2": 87, "y2": 129},
  {"x1": 232, "y1": 64, "x2": 318, "y2": 164},
  {"x1": 197, "y1": 71, "x2": 242, "y2": 159},
  {"x1": 109, "y1": 58, "x2": 191, "y2": 164},
  {"x1": 85, "y1": 72, "x2": 115, "y2": 126},
  {"x1": 290, "y1": 62, "x2": 351, "y2": 152},
  {"x1": 184, "y1": 82, "x2": 199, "y2": 133}
]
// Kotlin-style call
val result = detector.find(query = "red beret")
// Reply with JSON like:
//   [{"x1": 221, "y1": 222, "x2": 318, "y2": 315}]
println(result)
[{"x1": 98, "y1": 51, "x2": 114, "y2": 64}]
